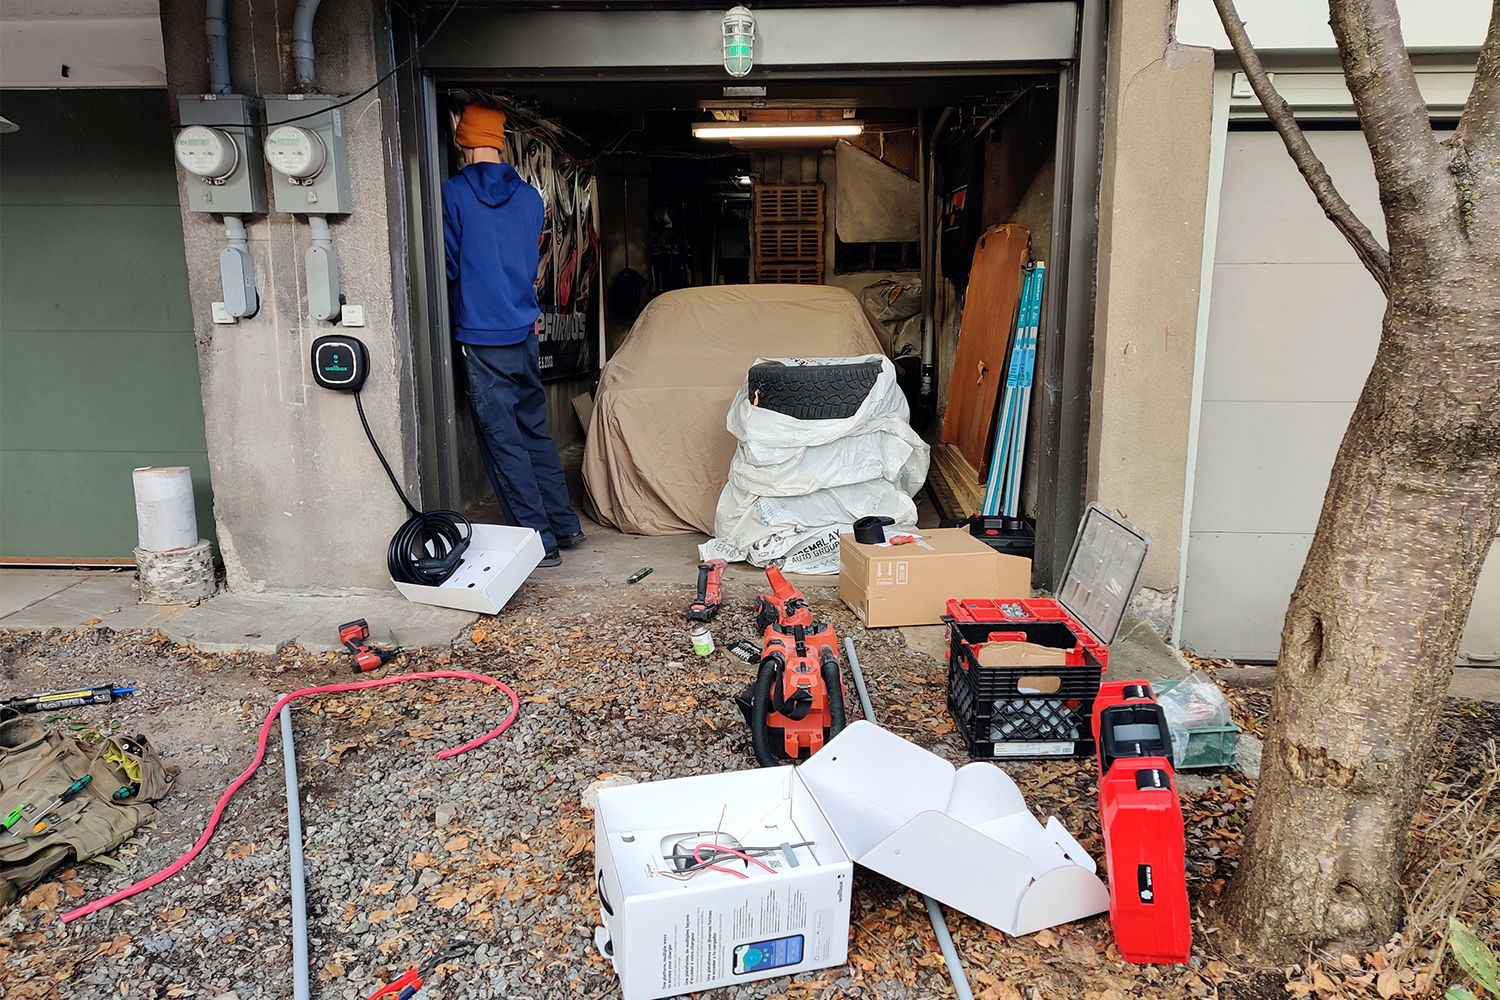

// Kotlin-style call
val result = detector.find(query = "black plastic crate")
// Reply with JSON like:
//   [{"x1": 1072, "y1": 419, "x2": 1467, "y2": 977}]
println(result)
[
  {"x1": 945, "y1": 617, "x2": 1103, "y2": 760},
  {"x1": 939, "y1": 515, "x2": 1037, "y2": 560}
]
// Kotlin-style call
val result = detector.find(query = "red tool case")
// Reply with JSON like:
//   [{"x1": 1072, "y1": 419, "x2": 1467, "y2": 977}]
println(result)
[
  {"x1": 1091, "y1": 680, "x2": 1192, "y2": 964},
  {"x1": 944, "y1": 504, "x2": 1151, "y2": 760}
]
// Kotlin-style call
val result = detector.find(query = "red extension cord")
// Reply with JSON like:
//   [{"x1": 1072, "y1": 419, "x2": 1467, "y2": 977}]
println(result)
[{"x1": 60, "y1": 669, "x2": 520, "y2": 924}]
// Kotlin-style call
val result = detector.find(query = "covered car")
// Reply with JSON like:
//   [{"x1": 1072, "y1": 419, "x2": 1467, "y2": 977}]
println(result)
[{"x1": 583, "y1": 285, "x2": 887, "y2": 535}]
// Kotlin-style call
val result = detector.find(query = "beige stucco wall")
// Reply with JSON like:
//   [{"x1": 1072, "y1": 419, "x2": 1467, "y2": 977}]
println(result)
[{"x1": 1090, "y1": 0, "x2": 1216, "y2": 594}]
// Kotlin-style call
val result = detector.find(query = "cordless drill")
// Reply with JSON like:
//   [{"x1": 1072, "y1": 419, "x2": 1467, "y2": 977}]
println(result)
[{"x1": 339, "y1": 619, "x2": 403, "y2": 673}]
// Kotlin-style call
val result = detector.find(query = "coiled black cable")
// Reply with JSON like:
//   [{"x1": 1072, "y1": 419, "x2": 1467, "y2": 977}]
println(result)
[{"x1": 355, "y1": 392, "x2": 471, "y2": 586}]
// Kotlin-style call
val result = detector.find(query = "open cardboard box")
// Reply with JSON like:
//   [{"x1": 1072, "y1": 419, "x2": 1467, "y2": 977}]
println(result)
[
  {"x1": 594, "y1": 722, "x2": 1108, "y2": 999},
  {"x1": 391, "y1": 523, "x2": 544, "y2": 614}
]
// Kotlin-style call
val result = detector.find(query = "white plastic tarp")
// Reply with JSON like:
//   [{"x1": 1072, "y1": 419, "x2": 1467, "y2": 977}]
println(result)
[{"x1": 700, "y1": 356, "x2": 929, "y2": 574}]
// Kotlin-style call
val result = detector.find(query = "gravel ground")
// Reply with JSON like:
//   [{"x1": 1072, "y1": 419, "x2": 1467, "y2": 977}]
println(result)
[{"x1": 0, "y1": 579, "x2": 1494, "y2": 1000}]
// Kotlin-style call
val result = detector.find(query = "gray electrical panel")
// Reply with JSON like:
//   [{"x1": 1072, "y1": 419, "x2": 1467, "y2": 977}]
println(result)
[
  {"x1": 177, "y1": 94, "x2": 267, "y2": 215},
  {"x1": 262, "y1": 95, "x2": 353, "y2": 215}
]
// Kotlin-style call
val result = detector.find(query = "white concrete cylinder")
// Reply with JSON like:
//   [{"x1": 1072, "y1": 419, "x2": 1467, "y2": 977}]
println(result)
[{"x1": 133, "y1": 466, "x2": 198, "y2": 551}]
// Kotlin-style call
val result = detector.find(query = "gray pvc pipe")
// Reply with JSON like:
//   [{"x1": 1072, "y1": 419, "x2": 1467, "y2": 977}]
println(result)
[
  {"x1": 842, "y1": 638, "x2": 975, "y2": 1000},
  {"x1": 280, "y1": 705, "x2": 311, "y2": 1000},
  {"x1": 205, "y1": 0, "x2": 231, "y2": 94},
  {"x1": 292, "y1": 0, "x2": 323, "y2": 86}
]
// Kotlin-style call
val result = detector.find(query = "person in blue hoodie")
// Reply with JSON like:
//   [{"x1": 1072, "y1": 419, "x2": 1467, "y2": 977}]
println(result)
[{"x1": 443, "y1": 104, "x2": 584, "y2": 566}]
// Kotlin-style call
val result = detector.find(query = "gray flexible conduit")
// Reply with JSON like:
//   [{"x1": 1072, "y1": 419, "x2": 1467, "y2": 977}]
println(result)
[
  {"x1": 843, "y1": 637, "x2": 975, "y2": 1000},
  {"x1": 280, "y1": 705, "x2": 311, "y2": 1000}
]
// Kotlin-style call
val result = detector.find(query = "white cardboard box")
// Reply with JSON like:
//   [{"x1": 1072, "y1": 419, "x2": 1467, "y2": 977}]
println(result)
[
  {"x1": 594, "y1": 722, "x2": 1109, "y2": 999},
  {"x1": 594, "y1": 767, "x2": 853, "y2": 1000},
  {"x1": 798, "y1": 721, "x2": 1109, "y2": 935},
  {"x1": 391, "y1": 523, "x2": 544, "y2": 614}
]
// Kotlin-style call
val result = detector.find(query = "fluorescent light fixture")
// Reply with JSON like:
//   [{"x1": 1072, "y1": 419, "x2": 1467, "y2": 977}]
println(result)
[
  {"x1": 736, "y1": 174, "x2": 753, "y2": 185},
  {"x1": 693, "y1": 120, "x2": 864, "y2": 140}
]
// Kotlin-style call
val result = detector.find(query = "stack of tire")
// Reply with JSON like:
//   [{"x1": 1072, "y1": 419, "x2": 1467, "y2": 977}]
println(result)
[{"x1": 699, "y1": 355, "x2": 930, "y2": 574}]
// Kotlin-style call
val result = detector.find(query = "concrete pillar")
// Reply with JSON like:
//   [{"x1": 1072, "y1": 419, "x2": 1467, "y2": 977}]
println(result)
[
  {"x1": 1089, "y1": 0, "x2": 1215, "y2": 609},
  {"x1": 159, "y1": 0, "x2": 416, "y2": 591}
]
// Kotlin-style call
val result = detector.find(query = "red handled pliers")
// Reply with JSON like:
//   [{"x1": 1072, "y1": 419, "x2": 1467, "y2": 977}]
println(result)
[{"x1": 364, "y1": 942, "x2": 471, "y2": 1000}]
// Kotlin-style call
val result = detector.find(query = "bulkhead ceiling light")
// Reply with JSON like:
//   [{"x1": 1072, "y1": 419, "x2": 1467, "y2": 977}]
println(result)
[
  {"x1": 693, "y1": 121, "x2": 864, "y2": 140},
  {"x1": 722, "y1": 5, "x2": 755, "y2": 78}
]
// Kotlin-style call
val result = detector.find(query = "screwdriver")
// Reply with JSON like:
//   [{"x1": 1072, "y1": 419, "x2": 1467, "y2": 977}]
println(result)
[
  {"x1": 1, "y1": 686, "x2": 134, "y2": 714},
  {"x1": 29, "y1": 775, "x2": 92, "y2": 834}
]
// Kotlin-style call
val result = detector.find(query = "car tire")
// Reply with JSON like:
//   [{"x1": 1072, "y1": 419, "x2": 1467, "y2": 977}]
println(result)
[{"x1": 746, "y1": 360, "x2": 881, "y2": 420}]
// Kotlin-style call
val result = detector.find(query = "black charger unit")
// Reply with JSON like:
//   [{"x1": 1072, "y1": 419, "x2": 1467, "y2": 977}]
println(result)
[
  {"x1": 311, "y1": 335, "x2": 370, "y2": 392},
  {"x1": 308, "y1": 334, "x2": 470, "y2": 587}
]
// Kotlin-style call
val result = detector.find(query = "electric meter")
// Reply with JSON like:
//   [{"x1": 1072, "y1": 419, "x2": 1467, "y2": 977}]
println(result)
[
  {"x1": 175, "y1": 125, "x2": 239, "y2": 180},
  {"x1": 264, "y1": 125, "x2": 327, "y2": 179}
]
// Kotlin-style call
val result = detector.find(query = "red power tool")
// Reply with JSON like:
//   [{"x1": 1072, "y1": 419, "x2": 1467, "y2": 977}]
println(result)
[
  {"x1": 339, "y1": 619, "x2": 403, "y2": 674},
  {"x1": 687, "y1": 559, "x2": 727, "y2": 621},
  {"x1": 1091, "y1": 680, "x2": 1191, "y2": 965},
  {"x1": 736, "y1": 567, "x2": 847, "y2": 766}
]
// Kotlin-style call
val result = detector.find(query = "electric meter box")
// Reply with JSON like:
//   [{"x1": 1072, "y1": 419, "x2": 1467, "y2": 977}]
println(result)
[
  {"x1": 262, "y1": 95, "x2": 352, "y2": 215},
  {"x1": 177, "y1": 94, "x2": 266, "y2": 215}
]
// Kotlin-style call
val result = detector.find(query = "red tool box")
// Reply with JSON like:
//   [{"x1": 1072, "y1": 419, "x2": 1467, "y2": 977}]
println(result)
[
  {"x1": 944, "y1": 505, "x2": 1150, "y2": 760},
  {"x1": 1091, "y1": 680, "x2": 1191, "y2": 964}
]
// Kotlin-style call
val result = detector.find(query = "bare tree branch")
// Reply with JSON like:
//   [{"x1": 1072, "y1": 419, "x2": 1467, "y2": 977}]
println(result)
[
  {"x1": 1212, "y1": 0, "x2": 1391, "y2": 295},
  {"x1": 1456, "y1": 0, "x2": 1500, "y2": 165},
  {"x1": 1328, "y1": 0, "x2": 1451, "y2": 236}
]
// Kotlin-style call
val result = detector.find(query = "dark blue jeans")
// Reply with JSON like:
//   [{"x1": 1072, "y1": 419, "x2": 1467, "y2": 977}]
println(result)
[{"x1": 463, "y1": 334, "x2": 581, "y2": 552}]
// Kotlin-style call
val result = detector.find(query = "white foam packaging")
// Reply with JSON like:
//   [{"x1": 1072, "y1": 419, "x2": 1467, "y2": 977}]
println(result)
[
  {"x1": 391, "y1": 523, "x2": 544, "y2": 614},
  {"x1": 594, "y1": 722, "x2": 1108, "y2": 1000}
]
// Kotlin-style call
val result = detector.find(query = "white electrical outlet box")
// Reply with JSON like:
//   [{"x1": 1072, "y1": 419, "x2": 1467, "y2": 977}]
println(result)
[
  {"x1": 178, "y1": 95, "x2": 267, "y2": 215},
  {"x1": 263, "y1": 95, "x2": 353, "y2": 214},
  {"x1": 210, "y1": 301, "x2": 236, "y2": 324},
  {"x1": 340, "y1": 304, "x2": 365, "y2": 327}
]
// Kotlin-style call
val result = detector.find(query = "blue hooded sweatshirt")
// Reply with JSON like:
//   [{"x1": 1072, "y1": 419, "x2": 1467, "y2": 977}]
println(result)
[{"x1": 442, "y1": 162, "x2": 545, "y2": 346}]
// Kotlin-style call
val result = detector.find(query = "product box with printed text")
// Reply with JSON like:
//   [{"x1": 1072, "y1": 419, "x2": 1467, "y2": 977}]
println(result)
[{"x1": 839, "y1": 527, "x2": 1031, "y2": 627}]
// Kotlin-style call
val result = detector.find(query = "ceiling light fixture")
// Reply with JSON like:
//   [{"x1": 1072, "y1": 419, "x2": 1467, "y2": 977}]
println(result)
[
  {"x1": 722, "y1": 6, "x2": 756, "y2": 78},
  {"x1": 693, "y1": 121, "x2": 864, "y2": 140}
]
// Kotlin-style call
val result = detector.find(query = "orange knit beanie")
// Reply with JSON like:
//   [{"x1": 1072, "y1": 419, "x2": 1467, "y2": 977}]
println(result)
[{"x1": 455, "y1": 105, "x2": 507, "y2": 150}]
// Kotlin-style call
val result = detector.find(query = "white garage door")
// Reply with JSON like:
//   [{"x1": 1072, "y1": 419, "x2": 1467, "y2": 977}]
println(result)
[{"x1": 1180, "y1": 128, "x2": 1500, "y2": 663}]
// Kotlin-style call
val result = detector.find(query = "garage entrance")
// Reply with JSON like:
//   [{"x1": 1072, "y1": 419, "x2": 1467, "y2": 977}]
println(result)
[{"x1": 395, "y1": 2, "x2": 1101, "y2": 585}]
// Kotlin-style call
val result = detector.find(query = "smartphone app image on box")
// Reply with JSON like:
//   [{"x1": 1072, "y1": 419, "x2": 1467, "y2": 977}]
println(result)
[{"x1": 733, "y1": 934, "x2": 804, "y2": 975}]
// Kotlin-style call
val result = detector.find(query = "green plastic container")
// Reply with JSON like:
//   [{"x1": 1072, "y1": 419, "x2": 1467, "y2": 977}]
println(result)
[{"x1": 1154, "y1": 679, "x2": 1240, "y2": 769}]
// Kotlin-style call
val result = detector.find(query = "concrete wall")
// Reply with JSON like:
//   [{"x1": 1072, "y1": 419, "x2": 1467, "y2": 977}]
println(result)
[
  {"x1": 160, "y1": 0, "x2": 415, "y2": 591},
  {"x1": 1089, "y1": 0, "x2": 1214, "y2": 595}
]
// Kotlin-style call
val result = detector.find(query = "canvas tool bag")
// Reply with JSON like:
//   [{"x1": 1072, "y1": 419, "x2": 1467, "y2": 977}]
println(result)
[{"x1": 0, "y1": 717, "x2": 172, "y2": 905}]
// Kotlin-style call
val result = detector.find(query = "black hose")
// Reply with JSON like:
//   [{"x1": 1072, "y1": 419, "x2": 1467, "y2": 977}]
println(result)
[
  {"x1": 356, "y1": 391, "x2": 471, "y2": 586},
  {"x1": 821, "y1": 650, "x2": 847, "y2": 739},
  {"x1": 750, "y1": 659, "x2": 780, "y2": 768}
]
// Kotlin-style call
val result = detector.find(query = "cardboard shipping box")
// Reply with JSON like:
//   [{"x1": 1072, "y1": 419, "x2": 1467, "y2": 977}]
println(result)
[
  {"x1": 840, "y1": 527, "x2": 1031, "y2": 627},
  {"x1": 593, "y1": 723, "x2": 1108, "y2": 1000}
]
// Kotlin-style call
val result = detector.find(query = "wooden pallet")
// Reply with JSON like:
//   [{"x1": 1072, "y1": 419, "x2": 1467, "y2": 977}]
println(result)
[
  {"x1": 755, "y1": 225, "x2": 823, "y2": 261},
  {"x1": 755, "y1": 263, "x2": 824, "y2": 284},
  {"x1": 755, "y1": 184, "x2": 824, "y2": 225},
  {"x1": 930, "y1": 442, "x2": 986, "y2": 518}
]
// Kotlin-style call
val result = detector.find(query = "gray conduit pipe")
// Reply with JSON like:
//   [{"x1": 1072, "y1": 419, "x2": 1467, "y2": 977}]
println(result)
[
  {"x1": 280, "y1": 705, "x2": 311, "y2": 1000},
  {"x1": 205, "y1": 0, "x2": 231, "y2": 94},
  {"x1": 843, "y1": 638, "x2": 975, "y2": 1000},
  {"x1": 292, "y1": 0, "x2": 324, "y2": 87}
]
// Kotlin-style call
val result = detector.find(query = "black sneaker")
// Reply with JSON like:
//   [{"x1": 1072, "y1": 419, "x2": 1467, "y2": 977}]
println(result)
[
  {"x1": 539, "y1": 549, "x2": 562, "y2": 567},
  {"x1": 557, "y1": 531, "x2": 587, "y2": 549}
]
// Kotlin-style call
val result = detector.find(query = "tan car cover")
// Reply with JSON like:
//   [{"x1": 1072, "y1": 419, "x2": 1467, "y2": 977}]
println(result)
[{"x1": 583, "y1": 284, "x2": 887, "y2": 535}]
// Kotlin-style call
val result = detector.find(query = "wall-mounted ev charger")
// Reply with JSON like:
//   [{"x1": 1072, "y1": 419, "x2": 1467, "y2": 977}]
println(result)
[
  {"x1": 308, "y1": 335, "x2": 470, "y2": 586},
  {"x1": 311, "y1": 335, "x2": 369, "y2": 392}
]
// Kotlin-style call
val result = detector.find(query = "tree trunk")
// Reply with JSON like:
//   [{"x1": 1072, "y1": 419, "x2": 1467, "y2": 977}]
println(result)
[{"x1": 1221, "y1": 270, "x2": 1500, "y2": 957}]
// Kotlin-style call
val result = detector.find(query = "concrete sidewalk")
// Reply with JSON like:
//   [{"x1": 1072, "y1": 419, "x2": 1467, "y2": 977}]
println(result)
[{"x1": 0, "y1": 569, "x2": 477, "y2": 654}]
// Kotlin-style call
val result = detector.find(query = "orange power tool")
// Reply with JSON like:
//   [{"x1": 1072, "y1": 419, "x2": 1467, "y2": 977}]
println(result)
[
  {"x1": 687, "y1": 558, "x2": 727, "y2": 621},
  {"x1": 738, "y1": 567, "x2": 848, "y2": 766},
  {"x1": 339, "y1": 619, "x2": 403, "y2": 673}
]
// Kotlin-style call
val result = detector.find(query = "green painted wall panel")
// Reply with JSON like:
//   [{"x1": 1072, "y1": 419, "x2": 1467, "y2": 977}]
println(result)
[
  {"x1": 1, "y1": 330, "x2": 207, "y2": 453},
  {"x1": 0, "y1": 89, "x2": 211, "y2": 559},
  {"x1": 0, "y1": 206, "x2": 195, "y2": 332},
  {"x1": 0, "y1": 452, "x2": 214, "y2": 559},
  {"x1": 0, "y1": 90, "x2": 181, "y2": 207}
]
